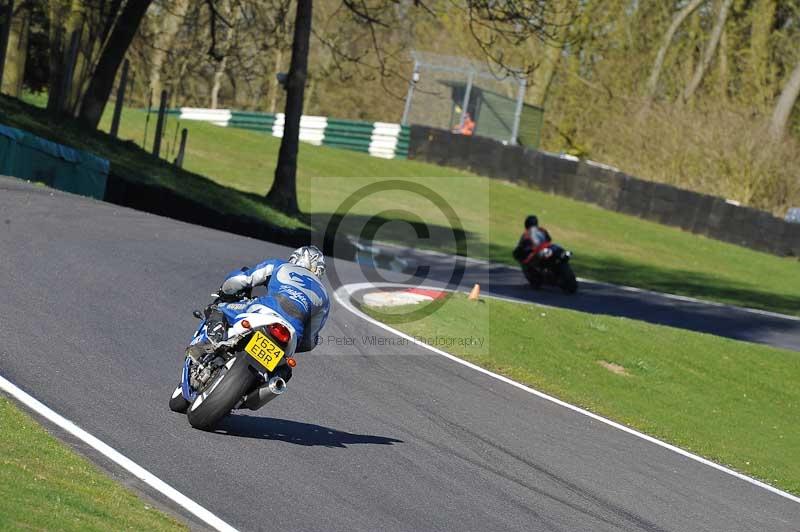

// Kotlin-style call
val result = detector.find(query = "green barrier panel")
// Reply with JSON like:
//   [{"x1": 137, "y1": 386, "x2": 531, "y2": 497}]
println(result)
[
  {"x1": 231, "y1": 111, "x2": 277, "y2": 120},
  {"x1": 322, "y1": 135, "x2": 371, "y2": 147},
  {"x1": 229, "y1": 114, "x2": 275, "y2": 123},
  {"x1": 326, "y1": 128, "x2": 373, "y2": 137},
  {"x1": 0, "y1": 124, "x2": 109, "y2": 199},
  {"x1": 326, "y1": 122, "x2": 374, "y2": 130},
  {"x1": 166, "y1": 108, "x2": 408, "y2": 158}
]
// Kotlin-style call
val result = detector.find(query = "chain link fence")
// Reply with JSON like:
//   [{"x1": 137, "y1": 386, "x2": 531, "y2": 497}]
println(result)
[{"x1": 401, "y1": 51, "x2": 543, "y2": 148}]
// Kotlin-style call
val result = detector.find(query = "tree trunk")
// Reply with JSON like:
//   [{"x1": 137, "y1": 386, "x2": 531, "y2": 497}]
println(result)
[
  {"x1": 78, "y1": 0, "x2": 152, "y2": 128},
  {"x1": 210, "y1": 55, "x2": 226, "y2": 109},
  {"x1": 682, "y1": 0, "x2": 733, "y2": 102},
  {"x1": 265, "y1": 0, "x2": 311, "y2": 215},
  {"x1": 148, "y1": 0, "x2": 190, "y2": 105},
  {"x1": 169, "y1": 55, "x2": 190, "y2": 108},
  {"x1": 303, "y1": 74, "x2": 315, "y2": 113},
  {"x1": 716, "y1": 23, "x2": 728, "y2": 101},
  {"x1": 268, "y1": 47, "x2": 283, "y2": 113},
  {"x1": 64, "y1": 0, "x2": 88, "y2": 115},
  {"x1": 645, "y1": 0, "x2": 705, "y2": 100},
  {"x1": 70, "y1": 3, "x2": 119, "y2": 116},
  {"x1": 527, "y1": 44, "x2": 562, "y2": 107},
  {"x1": 99, "y1": 0, "x2": 122, "y2": 43},
  {"x1": 769, "y1": 59, "x2": 800, "y2": 140},
  {"x1": 748, "y1": 0, "x2": 776, "y2": 110},
  {"x1": 0, "y1": 0, "x2": 13, "y2": 90},
  {"x1": 1, "y1": 1, "x2": 29, "y2": 97},
  {"x1": 46, "y1": 0, "x2": 69, "y2": 113},
  {"x1": 526, "y1": 0, "x2": 572, "y2": 107}
]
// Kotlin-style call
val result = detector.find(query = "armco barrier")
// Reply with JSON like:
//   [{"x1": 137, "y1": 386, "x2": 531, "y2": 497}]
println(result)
[
  {"x1": 0, "y1": 124, "x2": 109, "y2": 199},
  {"x1": 408, "y1": 126, "x2": 800, "y2": 257},
  {"x1": 172, "y1": 108, "x2": 409, "y2": 159}
]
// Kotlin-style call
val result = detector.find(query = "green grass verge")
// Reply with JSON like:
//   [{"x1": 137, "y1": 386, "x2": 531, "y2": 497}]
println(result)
[
  {"x1": 363, "y1": 293, "x2": 800, "y2": 495},
  {"x1": 0, "y1": 396, "x2": 185, "y2": 531},
  {"x1": 5, "y1": 94, "x2": 799, "y2": 315},
  {"x1": 101, "y1": 105, "x2": 800, "y2": 316},
  {"x1": 1, "y1": 94, "x2": 305, "y2": 231}
]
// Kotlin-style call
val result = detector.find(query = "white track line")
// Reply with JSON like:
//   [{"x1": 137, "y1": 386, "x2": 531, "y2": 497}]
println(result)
[
  {"x1": 0, "y1": 375, "x2": 239, "y2": 532},
  {"x1": 334, "y1": 283, "x2": 800, "y2": 506},
  {"x1": 369, "y1": 241, "x2": 800, "y2": 322}
]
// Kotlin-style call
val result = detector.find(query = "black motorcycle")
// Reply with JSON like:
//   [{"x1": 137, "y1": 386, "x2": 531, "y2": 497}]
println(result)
[{"x1": 517, "y1": 244, "x2": 578, "y2": 294}]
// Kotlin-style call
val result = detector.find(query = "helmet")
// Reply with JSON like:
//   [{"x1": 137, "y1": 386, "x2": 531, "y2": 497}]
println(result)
[
  {"x1": 524, "y1": 215, "x2": 539, "y2": 229},
  {"x1": 288, "y1": 245, "x2": 326, "y2": 278}
]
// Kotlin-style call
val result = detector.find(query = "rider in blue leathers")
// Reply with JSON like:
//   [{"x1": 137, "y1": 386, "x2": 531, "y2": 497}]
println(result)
[{"x1": 193, "y1": 246, "x2": 329, "y2": 358}]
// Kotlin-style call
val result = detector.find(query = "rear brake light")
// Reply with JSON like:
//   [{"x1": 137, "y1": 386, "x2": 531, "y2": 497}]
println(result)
[{"x1": 267, "y1": 323, "x2": 291, "y2": 344}]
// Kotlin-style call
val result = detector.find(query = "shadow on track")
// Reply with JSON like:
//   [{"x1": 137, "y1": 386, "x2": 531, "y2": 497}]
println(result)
[{"x1": 214, "y1": 414, "x2": 403, "y2": 448}]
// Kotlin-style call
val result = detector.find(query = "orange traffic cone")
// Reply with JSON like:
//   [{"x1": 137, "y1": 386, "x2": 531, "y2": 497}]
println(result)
[{"x1": 468, "y1": 283, "x2": 480, "y2": 300}]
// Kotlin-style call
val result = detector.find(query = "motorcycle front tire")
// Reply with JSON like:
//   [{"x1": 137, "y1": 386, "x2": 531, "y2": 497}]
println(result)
[
  {"x1": 169, "y1": 384, "x2": 190, "y2": 413},
  {"x1": 558, "y1": 263, "x2": 578, "y2": 294},
  {"x1": 187, "y1": 355, "x2": 256, "y2": 431},
  {"x1": 523, "y1": 266, "x2": 543, "y2": 289}
]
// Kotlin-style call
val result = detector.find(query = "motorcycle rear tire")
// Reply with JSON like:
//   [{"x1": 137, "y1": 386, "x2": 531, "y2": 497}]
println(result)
[
  {"x1": 168, "y1": 384, "x2": 190, "y2": 413},
  {"x1": 187, "y1": 355, "x2": 256, "y2": 431},
  {"x1": 559, "y1": 264, "x2": 578, "y2": 294}
]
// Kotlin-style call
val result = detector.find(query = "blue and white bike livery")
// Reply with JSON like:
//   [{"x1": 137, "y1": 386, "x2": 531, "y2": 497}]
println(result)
[{"x1": 169, "y1": 260, "x2": 329, "y2": 430}]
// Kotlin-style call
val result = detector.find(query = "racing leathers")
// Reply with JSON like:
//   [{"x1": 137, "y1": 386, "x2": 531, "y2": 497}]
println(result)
[{"x1": 190, "y1": 259, "x2": 329, "y2": 359}]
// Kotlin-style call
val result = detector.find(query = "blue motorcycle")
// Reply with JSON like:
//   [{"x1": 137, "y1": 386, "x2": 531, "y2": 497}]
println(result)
[{"x1": 169, "y1": 294, "x2": 299, "y2": 430}]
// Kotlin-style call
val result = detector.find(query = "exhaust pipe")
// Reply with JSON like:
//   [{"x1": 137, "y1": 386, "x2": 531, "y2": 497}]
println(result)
[
  {"x1": 268, "y1": 376, "x2": 286, "y2": 395},
  {"x1": 243, "y1": 376, "x2": 287, "y2": 410}
]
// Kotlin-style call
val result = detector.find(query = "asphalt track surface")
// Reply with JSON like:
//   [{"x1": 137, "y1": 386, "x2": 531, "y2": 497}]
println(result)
[
  {"x1": 363, "y1": 242, "x2": 800, "y2": 352},
  {"x1": 1, "y1": 177, "x2": 799, "y2": 531}
]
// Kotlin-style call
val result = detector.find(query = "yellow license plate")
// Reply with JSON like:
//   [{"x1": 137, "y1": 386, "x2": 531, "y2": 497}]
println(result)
[{"x1": 244, "y1": 331, "x2": 285, "y2": 372}]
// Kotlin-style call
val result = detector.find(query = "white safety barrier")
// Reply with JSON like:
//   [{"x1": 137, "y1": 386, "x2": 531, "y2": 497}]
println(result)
[{"x1": 173, "y1": 108, "x2": 408, "y2": 158}]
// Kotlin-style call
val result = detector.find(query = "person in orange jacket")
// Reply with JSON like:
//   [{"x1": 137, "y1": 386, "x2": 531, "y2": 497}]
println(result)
[{"x1": 460, "y1": 112, "x2": 475, "y2": 135}]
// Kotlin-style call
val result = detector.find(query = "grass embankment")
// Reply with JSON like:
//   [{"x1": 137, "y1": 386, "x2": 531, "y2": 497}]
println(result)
[
  {"x1": 0, "y1": 396, "x2": 185, "y2": 531},
  {"x1": 1, "y1": 94, "x2": 304, "y2": 231},
  {"x1": 3, "y1": 94, "x2": 799, "y2": 315},
  {"x1": 364, "y1": 293, "x2": 800, "y2": 495},
  {"x1": 101, "y1": 105, "x2": 799, "y2": 316}
]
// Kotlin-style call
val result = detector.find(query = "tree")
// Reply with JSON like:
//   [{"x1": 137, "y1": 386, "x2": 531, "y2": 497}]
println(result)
[
  {"x1": 645, "y1": 0, "x2": 705, "y2": 101},
  {"x1": 78, "y1": 0, "x2": 153, "y2": 128},
  {"x1": 45, "y1": 0, "x2": 70, "y2": 113},
  {"x1": 265, "y1": 0, "x2": 574, "y2": 213},
  {"x1": 769, "y1": 58, "x2": 800, "y2": 140},
  {"x1": 265, "y1": 0, "x2": 311, "y2": 215},
  {"x1": 148, "y1": 0, "x2": 191, "y2": 103},
  {"x1": 1, "y1": 0, "x2": 30, "y2": 97},
  {"x1": 681, "y1": 0, "x2": 733, "y2": 102},
  {"x1": 0, "y1": 0, "x2": 14, "y2": 90}
]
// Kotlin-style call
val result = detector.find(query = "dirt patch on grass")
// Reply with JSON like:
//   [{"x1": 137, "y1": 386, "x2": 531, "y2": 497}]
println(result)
[{"x1": 597, "y1": 360, "x2": 630, "y2": 376}]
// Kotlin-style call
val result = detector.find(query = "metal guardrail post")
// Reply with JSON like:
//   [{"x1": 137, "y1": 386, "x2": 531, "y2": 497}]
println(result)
[
  {"x1": 175, "y1": 128, "x2": 188, "y2": 168},
  {"x1": 401, "y1": 61, "x2": 419, "y2": 126},
  {"x1": 459, "y1": 71, "x2": 475, "y2": 128},
  {"x1": 152, "y1": 89, "x2": 168, "y2": 158},
  {"x1": 510, "y1": 77, "x2": 527, "y2": 145}
]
